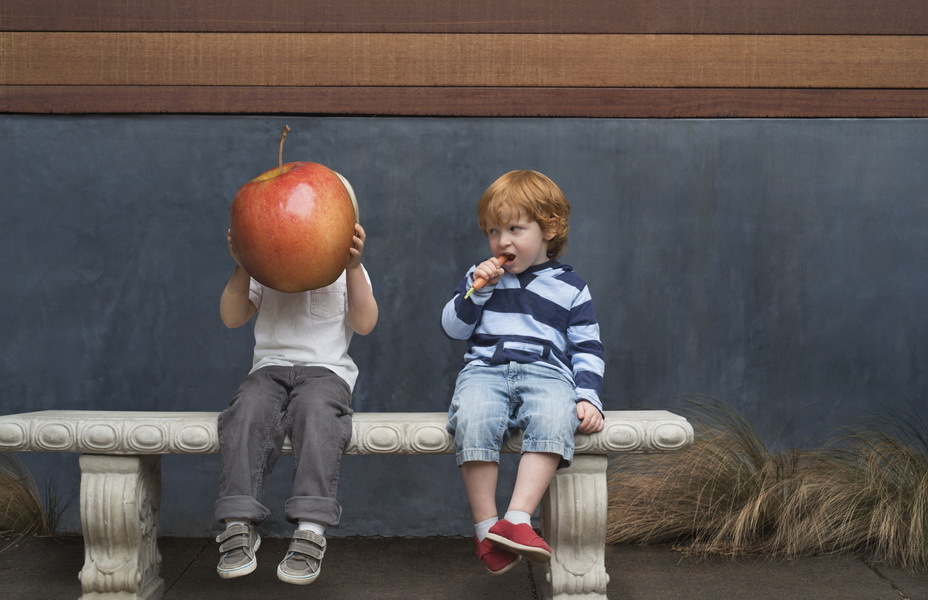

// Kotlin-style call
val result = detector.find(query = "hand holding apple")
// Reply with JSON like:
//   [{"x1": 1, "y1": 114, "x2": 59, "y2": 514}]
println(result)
[{"x1": 228, "y1": 126, "x2": 358, "y2": 293}]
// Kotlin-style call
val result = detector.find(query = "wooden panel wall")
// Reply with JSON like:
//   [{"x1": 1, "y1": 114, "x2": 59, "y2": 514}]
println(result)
[{"x1": 1, "y1": 0, "x2": 927, "y2": 116}]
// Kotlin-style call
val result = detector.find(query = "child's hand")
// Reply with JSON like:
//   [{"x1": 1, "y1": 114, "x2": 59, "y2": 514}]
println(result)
[
  {"x1": 226, "y1": 229, "x2": 244, "y2": 268},
  {"x1": 473, "y1": 255, "x2": 505, "y2": 288},
  {"x1": 347, "y1": 223, "x2": 367, "y2": 269},
  {"x1": 576, "y1": 400, "x2": 604, "y2": 434}
]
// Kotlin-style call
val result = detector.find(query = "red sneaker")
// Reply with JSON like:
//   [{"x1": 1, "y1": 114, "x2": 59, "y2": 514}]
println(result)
[
  {"x1": 485, "y1": 519, "x2": 552, "y2": 563},
  {"x1": 475, "y1": 536, "x2": 520, "y2": 575}
]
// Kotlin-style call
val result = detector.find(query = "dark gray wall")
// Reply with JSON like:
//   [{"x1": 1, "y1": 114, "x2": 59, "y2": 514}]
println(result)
[{"x1": 2, "y1": 116, "x2": 926, "y2": 537}]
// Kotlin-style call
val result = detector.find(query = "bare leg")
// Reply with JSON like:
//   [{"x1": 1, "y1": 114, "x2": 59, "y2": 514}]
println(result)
[
  {"x1": 460, "y1": 461, "x2": 500, "y2": 523},
  {"x1": 483, "y1": 452, "x2": 560, "y2": 564},
  {"x1": 464, "y1": 460, "x2": 523, "y2": 574},
  {"x1": 507, "y1": 452, "x2": 560, "y2": 515}
]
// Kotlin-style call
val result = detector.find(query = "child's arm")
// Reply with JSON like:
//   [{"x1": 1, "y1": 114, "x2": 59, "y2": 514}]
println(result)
[
  {"x1": 345, "y1": 223, "x2": 378, "y2": 335},
  {"x1": 565, "y1": 283, "x2": 606, "y2": 424},
  {"x1": 441, "y1": 255, "x2": 503, "y2": 339},
  {"x1": 219, "y1": 229, "x2": 258, "y2": 328}
]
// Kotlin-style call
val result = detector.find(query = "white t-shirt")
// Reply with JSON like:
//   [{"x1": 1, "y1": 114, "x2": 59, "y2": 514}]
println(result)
[{"x1": 248, "y1": 266, "x2": 371, "y2": 392}]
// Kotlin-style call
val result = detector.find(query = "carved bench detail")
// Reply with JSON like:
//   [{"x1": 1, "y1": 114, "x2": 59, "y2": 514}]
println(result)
[{"x1": 0, "y1": 410, "x2": 693, "y2": 600}]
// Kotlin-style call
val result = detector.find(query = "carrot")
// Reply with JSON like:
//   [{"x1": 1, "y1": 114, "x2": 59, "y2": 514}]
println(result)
[{"x1": 463, "y1": 252, "x2": 515, "y2": 299}]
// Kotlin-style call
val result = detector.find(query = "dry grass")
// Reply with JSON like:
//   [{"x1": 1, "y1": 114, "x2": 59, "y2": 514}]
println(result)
[
  {"x1": 606, "y1": 399, "x2": 801, "y2": 554},
  {"x1": 606, "y1": 400, "x2": 928, "y2": 572},
  {"x1": 774, "y1": 412, "x2": 928, "y2": 571},
  {"x1": 0, "y1": 454, "x2": 60, "y2": 550}
]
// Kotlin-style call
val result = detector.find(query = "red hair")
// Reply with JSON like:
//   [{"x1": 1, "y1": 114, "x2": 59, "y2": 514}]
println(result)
[{"x1": 477, "y1": 170, "x2": 570, "y2": 259}]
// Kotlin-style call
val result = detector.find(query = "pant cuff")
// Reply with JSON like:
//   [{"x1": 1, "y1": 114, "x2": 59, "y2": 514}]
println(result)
[
  {"x1": 284, "y1": 496, "x2": 342, "y2": 527},
  {"x1": 214, "y1": 495, "x2": 270, "y2": 525}
]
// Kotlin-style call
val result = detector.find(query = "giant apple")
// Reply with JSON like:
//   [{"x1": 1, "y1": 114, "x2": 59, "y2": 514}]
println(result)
[{"x1": 229, "y1": 128, "x2": 357, "y2": 293}]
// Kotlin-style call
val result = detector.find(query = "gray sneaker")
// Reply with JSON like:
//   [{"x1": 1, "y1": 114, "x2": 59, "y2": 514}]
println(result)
[
  {"x1": 216, "y1": 523, "x2": 261, "y2": 579},
  {"x1": 277, "y1": 530, "x2": 326, "y2": 585}
]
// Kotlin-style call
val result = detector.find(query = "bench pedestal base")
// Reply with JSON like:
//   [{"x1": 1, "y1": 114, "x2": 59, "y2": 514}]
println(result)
[
  {"x1": 79, "y1": 455, "x2": 164, "y2": 600},
  {"x1": 540, "y1": 455, "x2": 610, "y2": 600}
]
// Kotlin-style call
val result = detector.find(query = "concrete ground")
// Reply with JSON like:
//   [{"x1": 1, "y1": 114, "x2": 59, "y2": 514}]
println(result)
[{"x1": 2, "y1": 535, "x2": 927, "y2": 599}]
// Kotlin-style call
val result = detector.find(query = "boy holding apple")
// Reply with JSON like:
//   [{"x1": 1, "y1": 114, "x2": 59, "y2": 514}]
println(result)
[
  {"x1": 214, "y1": 175, "x2": 378, "y2": 585},
  {"x1": 441, "y1": 170, "x2": 605, "y2": 574}
]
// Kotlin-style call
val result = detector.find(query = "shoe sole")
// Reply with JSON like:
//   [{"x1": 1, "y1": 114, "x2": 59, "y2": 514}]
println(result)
[
  {"x1": 217, "y1": 536, "x2": 261, "y2": 579},
  {"x1": 486, "y1": 554, "x2": 521, "y2": 576},
  {"x1": 484, "y1": 532, "x2": 551, "y2": 563},
  {"x1": 277, "y1": 565, "x2": 321, "y2": 585}
]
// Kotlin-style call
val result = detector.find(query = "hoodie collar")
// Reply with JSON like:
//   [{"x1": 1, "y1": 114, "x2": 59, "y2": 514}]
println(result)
[{"x1": 516, "y1": 260, "x2": 570, "y2": 286}]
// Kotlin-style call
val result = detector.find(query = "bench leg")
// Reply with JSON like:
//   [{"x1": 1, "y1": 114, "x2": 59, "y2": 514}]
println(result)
[
  {"x1": 540, "y1": 454, "x2": 610, "y2": 600},
  {"x1": 78, "y1": 455, "x2": 165, "y2": 600}
]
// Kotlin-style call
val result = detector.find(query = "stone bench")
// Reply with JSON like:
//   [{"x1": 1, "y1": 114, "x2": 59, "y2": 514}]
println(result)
[{"x1": 0, "y1": 410, "x2": 693, "y2": 600}]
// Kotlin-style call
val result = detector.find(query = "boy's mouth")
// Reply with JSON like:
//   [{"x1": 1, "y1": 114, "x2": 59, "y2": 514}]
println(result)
[{"x1": 500, "y1": 252, "x2": 515, "y2": 266}]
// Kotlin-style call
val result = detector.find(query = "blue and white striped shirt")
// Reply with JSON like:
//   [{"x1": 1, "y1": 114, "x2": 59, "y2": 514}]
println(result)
[{"x1": 441, "y1": 260, "x2": 605, "y2": 413}]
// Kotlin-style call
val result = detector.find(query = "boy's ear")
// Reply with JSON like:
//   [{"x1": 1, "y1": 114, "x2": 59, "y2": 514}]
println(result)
[{"x1": 542, "y1": 217, "x2": 559, "y2": 240}]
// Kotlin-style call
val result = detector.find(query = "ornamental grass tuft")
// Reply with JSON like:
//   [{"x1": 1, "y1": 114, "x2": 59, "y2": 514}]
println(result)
[
  {"x1": 0, "y1": 454, "x2": 61, "y2": 550},
  {"x1": 606, "y1": 399, "x2": 928, "y2": 572},
  {"x1": 773, "y1": 410, "x2": 928, "y2": 571}
]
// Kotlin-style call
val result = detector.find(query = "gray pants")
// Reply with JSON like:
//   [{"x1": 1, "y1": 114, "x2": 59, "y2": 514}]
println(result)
[{"x1": 214, "y1": 366, "x2": 353, "y2": 527}]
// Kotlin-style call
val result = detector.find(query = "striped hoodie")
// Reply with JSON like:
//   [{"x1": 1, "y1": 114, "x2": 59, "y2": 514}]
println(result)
[{"x1": 441, "y1": 260, "x2": 604, "y2": 413}]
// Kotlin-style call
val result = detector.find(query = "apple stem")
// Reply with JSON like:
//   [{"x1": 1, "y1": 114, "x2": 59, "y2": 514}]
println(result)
[{"x1": 278, "y1": 125, "x2": 292, "y2": 173}]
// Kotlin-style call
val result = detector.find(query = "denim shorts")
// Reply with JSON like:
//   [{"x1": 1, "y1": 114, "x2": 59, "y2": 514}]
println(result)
[{"x1": 446, "y1": 361, "x2": 580, "y2": 467}]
